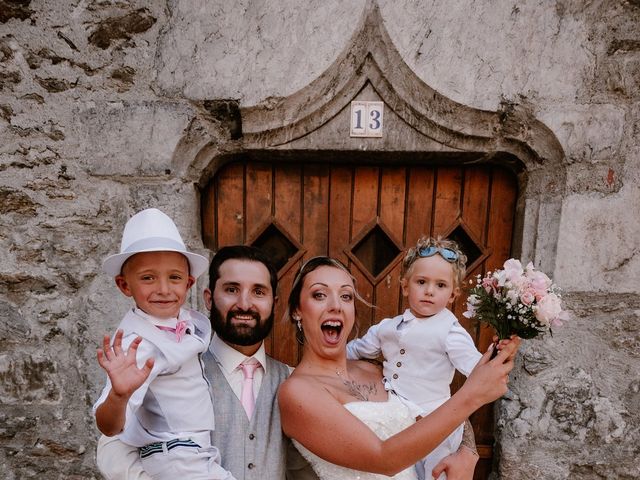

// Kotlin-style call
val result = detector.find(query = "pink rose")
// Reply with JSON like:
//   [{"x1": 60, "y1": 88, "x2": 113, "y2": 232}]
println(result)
[
  {"x1": 531, "y1": 271, "x2": 551, "y2": 289},
  {"x1": 535, "y1": 293, "x2": 563, "y2": 326},
  {"x1": 525, "y1": 263, "x2": 552, "y2": 298},
  {"x1": 520, "y1": 288, "x2": 536, "y2": 306},
  {"x1": 482, "y1": 276, "x2": 498, "y2": 293}
]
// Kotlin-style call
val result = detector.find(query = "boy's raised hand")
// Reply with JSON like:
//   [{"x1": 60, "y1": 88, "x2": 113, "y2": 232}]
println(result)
[{"x1": 97, "y1": 329, "x2": 154, "y2": 399}]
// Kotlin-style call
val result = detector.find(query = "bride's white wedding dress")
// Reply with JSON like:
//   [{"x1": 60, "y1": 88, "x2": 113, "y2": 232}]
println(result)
[{"x1": 292, "y1": 394, "x2": 419, "y2": 479}]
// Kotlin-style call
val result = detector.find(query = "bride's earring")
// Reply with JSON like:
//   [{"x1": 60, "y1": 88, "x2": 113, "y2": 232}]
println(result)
[
  {"x1": 292, "y1": 313, "x2": 302, "y2": 331},
  {"x1": 292, "y1": 314, "x2": 304, "y2": 345}
]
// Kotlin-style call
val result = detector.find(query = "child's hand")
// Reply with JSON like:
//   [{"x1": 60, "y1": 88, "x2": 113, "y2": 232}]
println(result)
[
  {"x1": 432, "y1": 446, "x2": 478, "y2": 480},
  {"x1": 97, "y1": 329, "x2": 154, "y2": 399}
]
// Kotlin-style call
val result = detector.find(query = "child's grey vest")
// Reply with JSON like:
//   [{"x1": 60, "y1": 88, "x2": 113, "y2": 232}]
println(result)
[{"x1": 203, "y1": 351, "x2": 289, "y2": 480}]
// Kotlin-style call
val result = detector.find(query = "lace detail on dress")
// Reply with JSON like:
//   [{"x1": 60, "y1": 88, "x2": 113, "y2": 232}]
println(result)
[{"x1": 292, "y1": 394, "x2": 418, "y2": 480}]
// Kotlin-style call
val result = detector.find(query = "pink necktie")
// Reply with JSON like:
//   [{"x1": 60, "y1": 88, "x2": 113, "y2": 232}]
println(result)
[
  {"x1": 240, "y1": 360, "x2": 260, "y2": 419},
  {"x1": 157, "y1": 320, "x2": 188, "y2": 342}
]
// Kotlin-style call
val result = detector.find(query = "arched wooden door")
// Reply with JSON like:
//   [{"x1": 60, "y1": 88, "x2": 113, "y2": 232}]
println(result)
[{"x1": 202, "y1": 160, "x2": 517, "y2": 479}]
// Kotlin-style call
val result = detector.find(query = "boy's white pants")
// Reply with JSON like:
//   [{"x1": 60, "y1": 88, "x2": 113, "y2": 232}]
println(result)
[
  {"x1": 139, "y1": 437, "x2": 236, "y2": 480},
  {"x1": 415, "y1": 423, "x2": 464, "y2": 480}
]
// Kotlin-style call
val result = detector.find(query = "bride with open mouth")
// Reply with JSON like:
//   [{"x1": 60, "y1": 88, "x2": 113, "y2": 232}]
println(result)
[{"x1": 278, "y1": 256, "x2": 520, "y2": 480}]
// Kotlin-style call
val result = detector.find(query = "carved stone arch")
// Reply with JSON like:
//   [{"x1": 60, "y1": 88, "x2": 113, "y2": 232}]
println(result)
[
  {"x1": 238, "y1": 2, "x2": 564, "y2": 175},
  {"x1": 177, "y1": 0, "x2": 565, "y2": 269}
]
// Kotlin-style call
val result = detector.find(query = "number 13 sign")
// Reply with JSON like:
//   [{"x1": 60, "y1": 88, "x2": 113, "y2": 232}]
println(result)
[{"x1": 350, "y1": 101, "x2": 384, "y2": 137}]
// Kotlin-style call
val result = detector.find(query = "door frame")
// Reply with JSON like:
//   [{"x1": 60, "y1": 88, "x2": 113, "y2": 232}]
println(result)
[{"x1": 200, "y1": 156, "x2": 520, "y2": 480}]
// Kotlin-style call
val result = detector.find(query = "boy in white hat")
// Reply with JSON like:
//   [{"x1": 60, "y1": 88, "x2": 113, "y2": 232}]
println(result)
[{"x1": 93, "y1": 208, "x2": 235, "y2": 480}]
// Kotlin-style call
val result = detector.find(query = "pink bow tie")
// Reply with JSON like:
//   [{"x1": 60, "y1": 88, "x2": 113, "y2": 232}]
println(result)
[{"x1": 157, "y1": 320, "x2": 189, "y2": 342}]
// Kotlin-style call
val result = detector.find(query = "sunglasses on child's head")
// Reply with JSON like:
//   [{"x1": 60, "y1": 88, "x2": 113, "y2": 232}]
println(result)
[{"x1": 417, "y1": 246, "x2": 459, "y2": 262}]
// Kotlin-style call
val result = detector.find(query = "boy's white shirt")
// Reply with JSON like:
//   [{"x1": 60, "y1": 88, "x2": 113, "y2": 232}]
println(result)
[
  {"x1": 346, "y1": 307, "x2": 482, "y2": 415},
  {"x1": 93, "y1": 307, "x2": 215, "y2": 447}
]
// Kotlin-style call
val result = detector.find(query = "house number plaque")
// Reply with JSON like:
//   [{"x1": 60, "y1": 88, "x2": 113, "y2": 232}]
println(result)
[{"x1": 350, "y1": 101, "x2": 384, "y2": 137}]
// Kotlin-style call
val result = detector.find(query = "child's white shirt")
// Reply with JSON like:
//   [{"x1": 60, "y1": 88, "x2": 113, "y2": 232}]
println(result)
[
  {"x1": 346, "y1": 308, "x2": 481, "y2": 415},
  {"x1": 93, "y1": 307, "x2": 215, "y2": 447}
]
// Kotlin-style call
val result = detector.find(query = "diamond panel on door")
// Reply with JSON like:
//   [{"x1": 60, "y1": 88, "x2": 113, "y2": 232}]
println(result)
[
  {"x1": 446, "y1": 223, "x2": 488, "y2": 271},
  {"x1": 350, "y1": 223, "x2": 402, "y2": 278},
  {"x1": 248, "y1": 220, "x2": 304, "y2": 274}
]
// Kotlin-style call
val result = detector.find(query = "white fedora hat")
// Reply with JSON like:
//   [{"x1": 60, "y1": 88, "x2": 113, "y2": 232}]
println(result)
[{"x1": 102, "y1": 208, "x2": 209, "y2": 278}]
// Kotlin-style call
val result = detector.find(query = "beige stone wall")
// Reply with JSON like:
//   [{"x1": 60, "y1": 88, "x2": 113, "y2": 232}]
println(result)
[{"x1": 1, "y1": 1, "x2": 638, "y2": 478}]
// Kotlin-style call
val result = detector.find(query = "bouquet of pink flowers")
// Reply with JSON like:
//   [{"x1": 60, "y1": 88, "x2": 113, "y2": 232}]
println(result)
[{"x1": 463, "y1": 259, "x2": 568, "y2": 340}]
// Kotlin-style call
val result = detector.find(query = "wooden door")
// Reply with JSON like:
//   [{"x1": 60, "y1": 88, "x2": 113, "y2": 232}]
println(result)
[{"x1": 202, "y1": 160, "x2": 517, "y2": 479}]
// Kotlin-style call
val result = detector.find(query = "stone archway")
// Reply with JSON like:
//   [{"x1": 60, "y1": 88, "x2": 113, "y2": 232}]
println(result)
[{"x1": 178, "y1": 0, "x2": 565, "y2": 270}]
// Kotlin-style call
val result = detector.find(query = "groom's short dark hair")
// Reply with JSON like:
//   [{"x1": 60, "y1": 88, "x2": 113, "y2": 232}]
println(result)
[{"x1": 208, "y1": 245, "x2": 278, "y2": 295}]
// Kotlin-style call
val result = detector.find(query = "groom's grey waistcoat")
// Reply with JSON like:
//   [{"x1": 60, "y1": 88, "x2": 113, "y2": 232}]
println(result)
[{"x1": 203, "y1": 350, "x2": 289, "y2": 480}]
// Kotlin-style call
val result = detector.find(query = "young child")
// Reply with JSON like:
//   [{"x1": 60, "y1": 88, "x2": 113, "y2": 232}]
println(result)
[
  {"x1": 93, "y1": 208, "x2": 235, "y2": 480},
  {"x1": 346, "y1": 236, "x2": 482, "y2": 480}
]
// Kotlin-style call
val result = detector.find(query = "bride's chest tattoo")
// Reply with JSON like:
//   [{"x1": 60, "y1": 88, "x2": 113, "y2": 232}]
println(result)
[{"x1": 341, "y1": 379, "x2": 378, "y2": 401}]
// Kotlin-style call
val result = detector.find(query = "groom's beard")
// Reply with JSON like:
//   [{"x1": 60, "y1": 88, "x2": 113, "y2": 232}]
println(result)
[{"x1": 211, "y1": 306, "x2": 274, "y2": 346}]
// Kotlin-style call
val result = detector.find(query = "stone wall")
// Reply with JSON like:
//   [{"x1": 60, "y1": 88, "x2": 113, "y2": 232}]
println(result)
[{"x1": 0, "y1": 1, "x2": 638, "y2": 478}]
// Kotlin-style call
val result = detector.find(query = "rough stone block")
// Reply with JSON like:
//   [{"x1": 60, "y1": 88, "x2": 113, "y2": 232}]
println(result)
[
  {"x1": 498, "y1": 294, "x2": 640, "y2": 479},
  {"x1": 555, "y1": 183, "x2": 640, "y2": 292},
  {"x1": 154, "y1": 0, "x2": 364, "y2": 103},
  {"x1": 0, "y1": 353, "x2": 60, "y2": 404},
  {"x1": 72, "y1": 101, "x2": 194, "y2": 176},
  {"x1": 88, "y1": 8, "x2": 156, "y2": 50},
  {"x1": 0, "y1": 187, "x2": 38, "y2": 215},
  {"x1": 0, "y1": 1, "x2": 34, "y2": 23},
  {"x1": 380, "y1": 0, "x2": 594, "y2": 110},
  {"x1": 538, "y1": 104, "x2": 626, "y2": 166}
]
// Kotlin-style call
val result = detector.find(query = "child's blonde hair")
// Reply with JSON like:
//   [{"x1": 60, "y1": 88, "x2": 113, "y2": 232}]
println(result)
[{"x1": 402, "y1": 236, "x2": 468, "y2": 288}]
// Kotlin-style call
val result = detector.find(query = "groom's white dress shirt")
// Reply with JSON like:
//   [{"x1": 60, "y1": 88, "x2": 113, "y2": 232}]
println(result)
[{"x1": 209, "y1": 333, "x2": 267, "y2": 403}]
